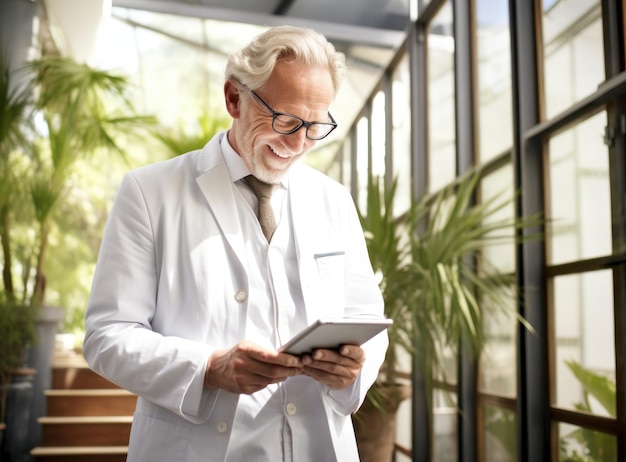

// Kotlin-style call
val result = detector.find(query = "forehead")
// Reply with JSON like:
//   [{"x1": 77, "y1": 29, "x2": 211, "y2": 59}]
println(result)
[{"x1": 260, "y1": 60, "x2": 335, "y2": 110}]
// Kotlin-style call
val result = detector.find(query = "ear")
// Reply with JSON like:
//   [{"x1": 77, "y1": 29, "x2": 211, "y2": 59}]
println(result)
[{"x1": 224, "y1": 80, "x2": 242, "y2": 118}]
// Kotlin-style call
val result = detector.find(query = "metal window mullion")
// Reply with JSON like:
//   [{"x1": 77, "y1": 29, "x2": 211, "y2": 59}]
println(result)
[
  {"x1": 452, "y1": 0, "x2": 477, "y2": 461},
  {"x1": 603, "y1": 0, "x2": 626, "y2": 455},
  {"x1": 410, "y1": 13, "x2": 430, "y2": 462},
  {"x1": 509, "y1": 1, "x2": 550, "y2": 461}
]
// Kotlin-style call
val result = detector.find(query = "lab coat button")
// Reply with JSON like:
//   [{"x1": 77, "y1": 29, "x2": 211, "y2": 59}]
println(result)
[
  {"x1": 234, "y1": 290, "x2": 247, "y2": 302},
  {"x1": 285, "y1": 403, "x2": 297, "y2": 415},
  {"x1": 217, "y1": 421, "x2": 228, "y2": 433}
]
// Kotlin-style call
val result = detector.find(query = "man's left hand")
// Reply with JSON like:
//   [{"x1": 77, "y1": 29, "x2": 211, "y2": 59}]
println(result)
[{"x1": 301, "y1": 345, "x2": 365, "y2": 389}]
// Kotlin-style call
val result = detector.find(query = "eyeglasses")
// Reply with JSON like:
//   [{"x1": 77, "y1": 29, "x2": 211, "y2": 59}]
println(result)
[{"x1": 246, "y1": 87, "x2": 337, "y2": 141}]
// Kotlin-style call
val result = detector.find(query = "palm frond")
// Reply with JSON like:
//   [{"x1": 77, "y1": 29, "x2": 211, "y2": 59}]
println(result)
[
  {"x1": 153, "y1": 112, "x2": 230, "y2": 158},
  {"x1": 358, "y1": 167, "x2": 542, "y2": 388}
]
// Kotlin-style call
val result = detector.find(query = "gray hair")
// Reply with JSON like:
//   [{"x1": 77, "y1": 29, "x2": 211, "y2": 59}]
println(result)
[{"x1": 225, "y1": 25, "x2": 346, "y2": 95}]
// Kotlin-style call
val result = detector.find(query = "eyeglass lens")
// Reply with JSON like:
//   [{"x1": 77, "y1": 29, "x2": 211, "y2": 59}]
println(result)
[{"x1": 273, "y1": 115, "x2": 334, "y2": 140}]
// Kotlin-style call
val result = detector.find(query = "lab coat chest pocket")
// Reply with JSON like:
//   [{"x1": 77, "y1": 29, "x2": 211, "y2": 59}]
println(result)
[{"x1": 314, "y1": 251, "x2": 346, "y2": 316}]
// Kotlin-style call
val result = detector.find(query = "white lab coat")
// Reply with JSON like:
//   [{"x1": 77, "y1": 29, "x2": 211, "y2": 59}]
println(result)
[{"x1": 83, "y1": 133, "x2": 388, "y2": 461}]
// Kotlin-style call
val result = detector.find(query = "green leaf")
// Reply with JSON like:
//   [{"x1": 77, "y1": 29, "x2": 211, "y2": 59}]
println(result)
[{"x1": 565, "y1": 359, "x2": 616, "y2": 417}]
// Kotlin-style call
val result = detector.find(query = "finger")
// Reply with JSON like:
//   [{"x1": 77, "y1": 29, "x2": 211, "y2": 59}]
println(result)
[
  {"x1": 243, "y1": 344, "x2": 302, "y2": 368},
  {"x1": 302, "y1": 356, "x2": 356, "y2": 379},
  {"x1": 302, "y1": 367, "x2": 354, "y2": 390},
  {"x1": 339, "y1": 345, "x2": 366, "y2": 362},
  {"x1": 308, "y1": 348, "x2": 361, "y2": 368},
  {"x1": 231, "y1": 361, "x2": 298, "y2": 394},
  {"x1": 252, "y1": 360, "x2": 303, "y2": 381}
]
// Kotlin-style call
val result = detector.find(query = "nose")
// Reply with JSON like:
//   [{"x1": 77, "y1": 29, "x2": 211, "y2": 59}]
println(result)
[{"x1": 282, "y1": 126, "x2": 310, "y2": 152}]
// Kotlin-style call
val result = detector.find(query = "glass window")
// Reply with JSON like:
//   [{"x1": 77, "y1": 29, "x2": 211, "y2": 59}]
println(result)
[
  {"x1": 103, "y1": 9, "x2": 259, "y2": 127},
  {"x1": 392, "y1": 53, "x2": 412, "y2": 215},
  {"x1": 552, "y1": 270, "x2": 615, "y2": 416},
  {"x1": 476, "y1": 0, "x2": 513, "y2": 162},
  {"x1": 433, "y1": 388, "x2": 458, "y2": 462},
  {"x1": 547, "y1": 111, "x2": 612, "y2": 265},
  {"x1": 479, "y1": 167, "x2": 518, "y2": 397},
  {"x1": 482, "y1": 404, "x2": 518, "y2": 462},
  {"x1": 559, "y1": 423, "x2": 617, "y2": 461},
  {"x1": 481, "y1": 166, "x2": 516, "y2": 273},
  {"x1": 541, "y1": 0, "x2": 604, "y2": 119},
  {"x1": 356, "y1": 115, "x2": 370, "y2": 212},
  {"x1": 371, "y1": 91, "x2": 386, "y2": 178},
  {"x1": 340, "y1": 137, "x2": 352, "y2": 190},
  {"x1": 395, "y1": 402, "x2": 412, "y2": 462},
  {"x1": 480, "y1": 291, "x2": 518, "y2": 397},
  {"x1": 427, "y1": 0, "x2": 456, "y2": 192}
]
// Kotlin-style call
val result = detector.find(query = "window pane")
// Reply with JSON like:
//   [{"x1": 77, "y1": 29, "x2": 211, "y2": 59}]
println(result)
[
  {"x1": 483, "y1": 405, "x2": 518, "y2": 462},
  {"x1": 553, "y1": 271, "x2": 615, "y2": 416},
  {"x1": 356, "y1": 115, "x2": 370, "y2": 212},
  {"x1": 476, "y1": 0, "x2": 513, "y2": 162},
  {"x1": 371, "y1": 91, "x2": 386, "y2": 179},
  {"x1": 340, "y1": 137, "x2": 352, "y2": 189},
  {"x1": 542, "y1": 0, "x2": 604, "y2": 119},
  {"x1": 481, "y1": 166, "x2": 516, "y2": 273},
  {"x1": 105, "y1": 9, "x2": 259, "y2": 126},
  {"x1": 480, "y1": 292, "x2": 518, "y2": 397},
  {"x1": 427, "y1": 0, "x2": 456, "y2": 192},
  {"x1": 559, "y1": 423, "x2": 617, "y2": 462},
  {"x1": 392, "y1": 53, "x2": 412, "y2": 215},
  {"x1": 433, "y1": 388, "x2": 458, "y2": 462},
  {"x1": 547, "y1": 111, "x2": 611, "y2": 265},
  {"x1": 479, "y1": 166, "x2": 518, "y2": 397}
]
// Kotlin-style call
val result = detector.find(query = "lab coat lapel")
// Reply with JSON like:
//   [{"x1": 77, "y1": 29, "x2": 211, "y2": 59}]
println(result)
[
  {"x1": 195, "y1": 138, "x2": 247, "y2": 267},
  {"x1": 288, "y1": 169, "x2": 320, "y2": 325}
]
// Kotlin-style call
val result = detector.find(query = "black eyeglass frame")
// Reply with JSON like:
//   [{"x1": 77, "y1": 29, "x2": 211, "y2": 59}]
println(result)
[{"x1": 245, "y1": 87, "x2": 338, "y2": 141}]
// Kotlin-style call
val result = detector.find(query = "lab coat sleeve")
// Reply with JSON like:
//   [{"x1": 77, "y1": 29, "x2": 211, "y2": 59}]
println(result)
[{"x1": 83, "y1": 172, "x2": 217, "y2": 423}]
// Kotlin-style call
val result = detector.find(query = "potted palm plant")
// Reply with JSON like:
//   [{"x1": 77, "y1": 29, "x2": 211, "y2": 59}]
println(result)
[
  {"x1": 0, "y1": 51, "x2": 36, "y2": 451},
  {"x1": 354, "y1": 169, "x2": 539, "y2": 461},
  {"x1": 0, "y1": 51, "x2": 155, "y2": 456}
]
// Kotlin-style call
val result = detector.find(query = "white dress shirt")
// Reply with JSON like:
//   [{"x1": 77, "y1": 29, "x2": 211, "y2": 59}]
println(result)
[{"x1": 221, "y1": 135, "x2": 333, "y2": 461}]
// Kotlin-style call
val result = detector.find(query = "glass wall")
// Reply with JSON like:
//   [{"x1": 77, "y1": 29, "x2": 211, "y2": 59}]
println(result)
[
  {"x1": 427, "y1": 0, "x2": 456, "y2": 192},
  {"x1": 538, "y1": 0, "x2": 622, "y2": 460},
  {"x1": 541, "y1": 0, "x2": 605, "y2": 119},
  {"x1": 392, "y1": 54, "x2": 413, "y2": 214},
  {"x1": 475, "y1": 0, "x2": 513, "y2": 163}
]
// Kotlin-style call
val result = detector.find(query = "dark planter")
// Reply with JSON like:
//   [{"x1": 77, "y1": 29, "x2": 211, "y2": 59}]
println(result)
[
  {"x1": 25, "y1": 305, "x2": 65, "y2": 453},
  {"x1": 354, "y1": 384, "x2": 412, "y2": 462},
  {"x1": 0, "y1": 368, "x2": 36, "y2": 462}
]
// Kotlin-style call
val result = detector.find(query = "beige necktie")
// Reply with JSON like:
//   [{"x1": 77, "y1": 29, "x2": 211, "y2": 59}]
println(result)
[{"x1": 245, "y1": 175, "x2": 278, "y2": 242}]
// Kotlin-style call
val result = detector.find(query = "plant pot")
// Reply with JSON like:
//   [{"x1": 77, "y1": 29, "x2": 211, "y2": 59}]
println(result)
[
  {"x1": 25, "y1": 305, "x2": 64, "y2": 452},
  {"x1": 0, "y1": 422, "x2": 5, "y2": 454},
  {"x1": 0, "y1": 367, "x2": 36, "y2": 462},
  {"x1": 353, "y1": 384, "x2": 411, "y2": 462}
]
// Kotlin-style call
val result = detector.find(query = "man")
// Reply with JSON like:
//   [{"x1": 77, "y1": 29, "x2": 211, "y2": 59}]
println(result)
[{"x1": 83, "y1": 25, "x2": 388, "y2": 461}]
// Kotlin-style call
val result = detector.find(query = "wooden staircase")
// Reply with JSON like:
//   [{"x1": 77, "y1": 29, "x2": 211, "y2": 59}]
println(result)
[{"x1": 30, "y1": 350, "x2": 136, "y2": 462}]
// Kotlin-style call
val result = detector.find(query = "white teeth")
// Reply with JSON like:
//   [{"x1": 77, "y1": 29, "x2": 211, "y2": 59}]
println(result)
[{"x1": 270, "y1": 147, "x2": 289, "y2": 159}]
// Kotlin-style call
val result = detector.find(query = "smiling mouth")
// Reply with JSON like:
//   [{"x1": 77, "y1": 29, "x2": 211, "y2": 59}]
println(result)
[{"x1": 269, "y1": 145, "x2": 290, "y2": 159}]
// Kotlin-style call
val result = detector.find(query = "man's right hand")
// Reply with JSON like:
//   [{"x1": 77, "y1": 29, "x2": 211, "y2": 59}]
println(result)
[{"x1": 204, "y1": 341, "x2": 303, "y2": 394}]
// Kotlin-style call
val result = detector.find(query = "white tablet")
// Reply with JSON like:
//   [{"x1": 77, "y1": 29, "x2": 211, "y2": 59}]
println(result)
[{"x1": 278, "y1": 318, "x2": 393, "y2": 355}]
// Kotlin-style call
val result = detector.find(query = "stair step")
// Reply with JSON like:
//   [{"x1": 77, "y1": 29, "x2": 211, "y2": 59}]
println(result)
[
  {"x1": 31, "y1": 446, "x2": 128, "y2": 462},
  {"x1": 45, "y1": 389, "x2": 136, "y2": 416},
  {"x1": 39, "y1": 416, "x2": 133, "y2": 446},
  {"x1": 52, "y1": 366, "x2": 118, "y2": 390}
]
